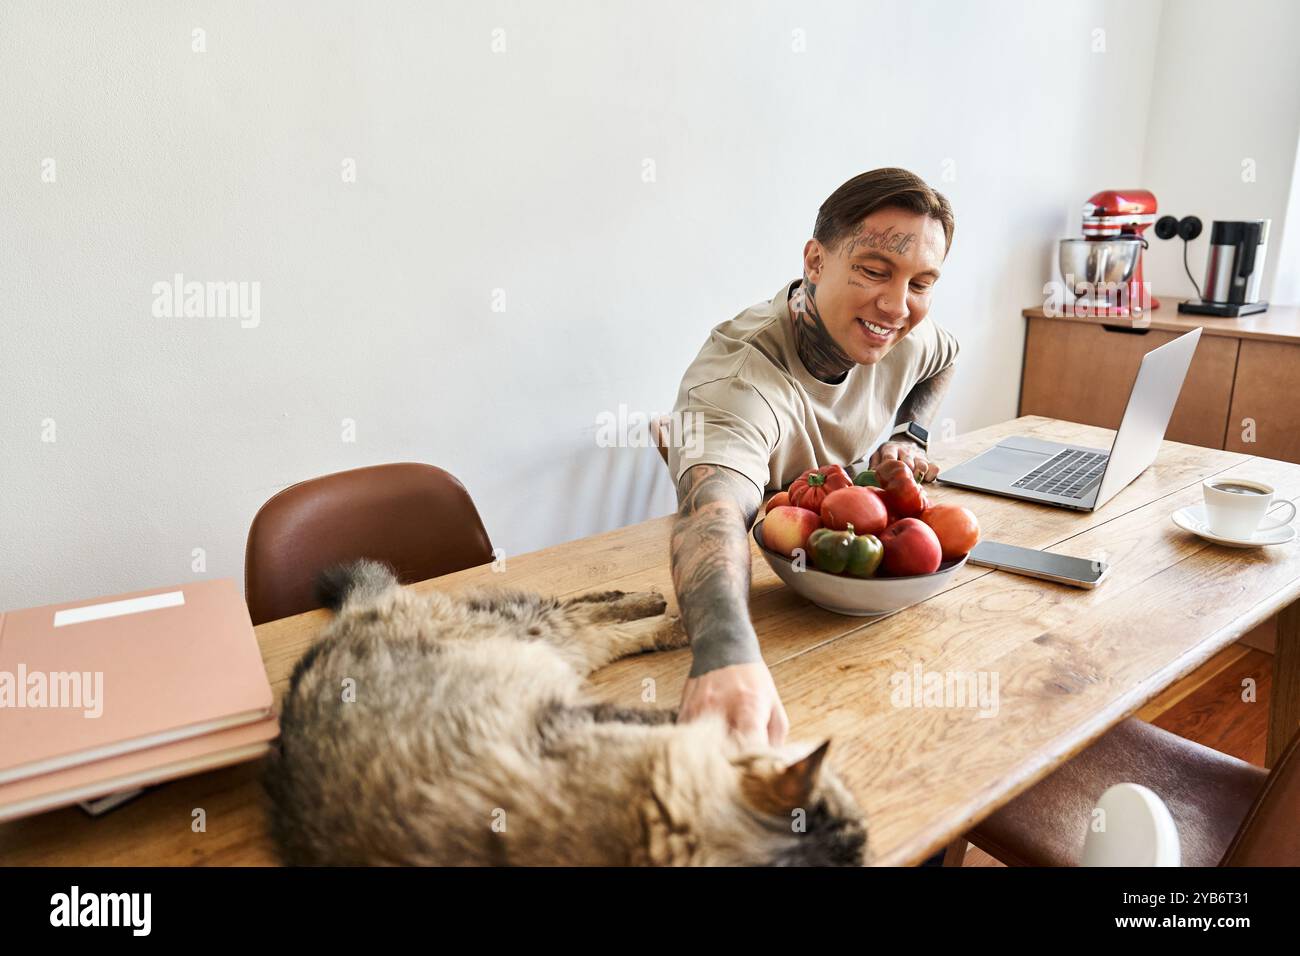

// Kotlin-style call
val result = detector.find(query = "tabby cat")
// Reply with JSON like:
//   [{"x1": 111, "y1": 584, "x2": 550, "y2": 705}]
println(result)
[{"x1": 262, "y1": 559, "x2": 866, "y2": 865}]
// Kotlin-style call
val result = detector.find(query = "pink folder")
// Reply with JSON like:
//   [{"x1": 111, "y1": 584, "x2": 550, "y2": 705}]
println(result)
[
  {"x1": 0, "y1": 579, "x2": 274, "y2": 786},
  {"x1": 0, "y1": 714, "x2": 280, "y2": 822}
]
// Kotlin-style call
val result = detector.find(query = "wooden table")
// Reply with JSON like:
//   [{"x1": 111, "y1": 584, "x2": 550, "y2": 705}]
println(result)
[{"x1": 4, "y1": 416, "x2": 1298, "y2": 866}]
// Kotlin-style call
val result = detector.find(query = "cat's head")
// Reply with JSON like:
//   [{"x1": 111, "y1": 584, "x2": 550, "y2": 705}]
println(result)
[
  {"x1": 641, "y1": 724, "x2": 866, "y2": 866},
  {"x1": 727, "y1": 739, "x2": 868, "y2": 866}
]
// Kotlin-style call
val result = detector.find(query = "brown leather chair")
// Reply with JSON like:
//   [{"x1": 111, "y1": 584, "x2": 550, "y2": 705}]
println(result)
[
  {"x1": 967, "y1": 717, "x2": 1300, "y2": 866},
  {"x1": 651, "y1": 415, "x2": 672, "y2": 469},
  {"x1": 244, "y1": 462, "x2": 494, "y2": 625}
]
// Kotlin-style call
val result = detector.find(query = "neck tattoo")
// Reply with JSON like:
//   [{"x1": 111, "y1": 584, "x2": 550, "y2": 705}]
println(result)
[{"x1": 790, "y1": 276, "x2": 854, "y2": 384}]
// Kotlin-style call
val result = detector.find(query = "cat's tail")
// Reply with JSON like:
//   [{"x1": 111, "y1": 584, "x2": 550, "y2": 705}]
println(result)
[{"x1": 315, "y1": 559, "x2": 399, "y2": 612}]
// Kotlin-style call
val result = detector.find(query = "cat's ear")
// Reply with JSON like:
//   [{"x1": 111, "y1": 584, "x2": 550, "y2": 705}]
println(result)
[{"x1": 740, "y1": 740, "x2": 831, "y2": 815}]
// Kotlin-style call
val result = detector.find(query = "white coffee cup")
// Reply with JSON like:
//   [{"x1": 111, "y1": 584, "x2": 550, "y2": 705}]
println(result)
[{"x1": 1201, "y1": 478, "x2": 1296, "y2": 539}]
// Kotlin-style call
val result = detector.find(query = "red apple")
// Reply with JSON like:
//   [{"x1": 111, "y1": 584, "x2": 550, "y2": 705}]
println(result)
[
  {"x1": 878, "y1": 517, "x2": 943, "y2": 576},
  {"x1": 820, "y1": 486, "x2": 889, "y2": 536},
  {"x1": 921, "y1": 503, "x2": 980, "y2": 560},
  {"x1": 763, "y1": 505, "x2": 822, "y2": 558}
]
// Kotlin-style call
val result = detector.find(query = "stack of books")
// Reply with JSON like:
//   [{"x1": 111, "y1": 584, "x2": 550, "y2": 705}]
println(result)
[{"x1": 0, "y1": 579, "x2": 279, "y2": 822}]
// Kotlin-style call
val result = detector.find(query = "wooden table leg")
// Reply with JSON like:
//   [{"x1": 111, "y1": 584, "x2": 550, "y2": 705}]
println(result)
[
  {"x1": 941, "y1": 838, "x2": 969, "y2": 867},
  {"x1": 1268, "y1": 599, "x2": 1300, "y2": 768}
]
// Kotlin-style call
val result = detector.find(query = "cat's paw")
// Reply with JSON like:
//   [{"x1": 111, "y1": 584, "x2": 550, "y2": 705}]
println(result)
[
  {"x1": 625, "y1": 590, "x2": 669, "y2": 619},
  {"x1": 654, "y1": 613, "x2": 690, "y2": 650},
  {"x1": 568, "y1": 589, "x2": 666, "y2": 621},
  {"x1": 568, "y1": 589, "x2": 628, "y2": 604}
]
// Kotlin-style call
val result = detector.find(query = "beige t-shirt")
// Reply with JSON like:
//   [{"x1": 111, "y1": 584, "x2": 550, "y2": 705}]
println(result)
[{"x1": 667, "y1": 278, "x2": 960, "y2": 497}]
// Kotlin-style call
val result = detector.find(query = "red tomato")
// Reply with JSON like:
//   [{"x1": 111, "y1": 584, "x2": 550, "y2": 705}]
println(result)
[
  {"x1": 788, "y1": 465, "x2": 853, "y2": 513},
  {"x1": 764, "y1": 491, "x2": 790, "y2": 514},
  {"x1": 868, "y1": 484, "x2": 927, "y2": 525},
  {"x1": 819, "y1": 487, "x2": 889, "y2": 536},
  {"x1": 920, "y1": 503, "x2": 981, "y2": 560},
  {"x1": 875, "y1": 459, "x2": 928, "y2": 518}
]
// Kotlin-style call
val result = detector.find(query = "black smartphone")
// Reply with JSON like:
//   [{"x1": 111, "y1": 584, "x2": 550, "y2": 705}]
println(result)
[{"x1": 967, "y1": 540, "x2": 1109, "y2": 589}]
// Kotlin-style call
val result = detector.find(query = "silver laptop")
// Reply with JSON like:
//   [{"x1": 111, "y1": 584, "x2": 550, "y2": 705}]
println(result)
[{"x1": 937, "y1": 328, "x2": 1201, "y2": 512}]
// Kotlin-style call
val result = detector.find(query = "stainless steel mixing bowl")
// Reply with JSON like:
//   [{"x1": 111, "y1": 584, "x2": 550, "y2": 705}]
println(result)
[{"x1": 1058, "y1": 238, "x2": 1144, "y2": 297}]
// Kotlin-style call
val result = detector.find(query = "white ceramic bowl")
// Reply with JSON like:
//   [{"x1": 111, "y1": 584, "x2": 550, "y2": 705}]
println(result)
[{"x1": 752, "y1": 518, "x2": 968, "y2": 617}]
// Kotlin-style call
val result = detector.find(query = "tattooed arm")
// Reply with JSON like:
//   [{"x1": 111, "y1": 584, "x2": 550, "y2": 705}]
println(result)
[
  {"x1": 894, "y1": 363, "x2": 954, "y2": 431},
  {"x1": 870, "y1": 363, "x2": 956, "y2": 481},
  {"x1": 671, "y1": 464, "x2": 763, "y2": 675},
  {"x1": 671, "y1": 463, "x2": 789, "y2": 748}
]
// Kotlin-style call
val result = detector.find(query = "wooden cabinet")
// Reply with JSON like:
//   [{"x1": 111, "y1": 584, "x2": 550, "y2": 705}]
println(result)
[
  {"x1": 1226, "y1": 340, "x2": 1300, "y2": 462},
  {"x1": 1020, "y1": 319, "x2": 1237, "y2": 449},
  {"x1": 1019, "y1": 300, "x2": 1300, "y2": 462}
]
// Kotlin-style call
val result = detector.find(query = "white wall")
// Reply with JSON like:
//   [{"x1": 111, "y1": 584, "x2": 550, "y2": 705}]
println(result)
[
  {"x1": 1272, "y1": 135, "x2": 1300, "y2": 305},
  {"x1": 1140, "y1": 0, "x2": 1300, "y2": 305},
  {"x1": 2, "y1": 0, "x2": 1167, "y2": 609}
]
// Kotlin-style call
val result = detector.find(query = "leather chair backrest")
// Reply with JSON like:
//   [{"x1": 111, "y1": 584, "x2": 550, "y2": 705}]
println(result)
[
  {"x1": 1220, "y1": 726, "x2": 1300, "y2": 866},
  {"x1": 651, "y1": 415, "x2": 672, "y2": 468},
  {"x1": 244, "y1": 462, "x2": 494, "y2": 625}
]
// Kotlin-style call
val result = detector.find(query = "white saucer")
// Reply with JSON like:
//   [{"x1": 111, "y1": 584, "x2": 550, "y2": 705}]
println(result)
[{"x1": 1172, "y1": 504, "x2": 1296, "y2": 548}]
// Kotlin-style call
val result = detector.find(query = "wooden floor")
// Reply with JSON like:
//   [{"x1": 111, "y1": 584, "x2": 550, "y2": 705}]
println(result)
[{"x1": 962, "y1": 640, "x2": 1273, "y2": 867}]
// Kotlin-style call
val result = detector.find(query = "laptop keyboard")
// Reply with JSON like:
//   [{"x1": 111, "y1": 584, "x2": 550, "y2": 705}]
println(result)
[{"x1": 1011, "y1": 449, "x2": 1108, "y2": 499}]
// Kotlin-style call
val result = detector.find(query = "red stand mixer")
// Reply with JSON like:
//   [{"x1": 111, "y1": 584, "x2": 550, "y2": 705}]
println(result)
[{"x1": 1059, "y1": 189, "x2": 1160, "y2": 316}]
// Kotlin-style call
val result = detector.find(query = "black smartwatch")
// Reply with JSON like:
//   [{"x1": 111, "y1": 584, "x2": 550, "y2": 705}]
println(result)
[{"x1": 890, "y1": 421, "x2": 929, "y2": 450}]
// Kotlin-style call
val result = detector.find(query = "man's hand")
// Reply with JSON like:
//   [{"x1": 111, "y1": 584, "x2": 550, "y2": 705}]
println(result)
[
  {"x1": 679, "y1": 661, "x2": 789, "y2": 751},
  {"x1": 876, "y1": 366, "x2": 955, "y2": 483},
  {"x1": 870, "y1": 440, "x2": 939, "y2": 483}
]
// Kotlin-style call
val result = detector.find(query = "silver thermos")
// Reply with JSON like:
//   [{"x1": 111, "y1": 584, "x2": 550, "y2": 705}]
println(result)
[{"x1": 1179, "y1": 219, "x2": 1270, "y2": 317}]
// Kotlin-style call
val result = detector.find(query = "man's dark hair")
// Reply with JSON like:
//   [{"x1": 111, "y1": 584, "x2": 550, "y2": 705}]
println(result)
[{"x1": 813, "y1": 167, "x2": 954, "y2": 256}]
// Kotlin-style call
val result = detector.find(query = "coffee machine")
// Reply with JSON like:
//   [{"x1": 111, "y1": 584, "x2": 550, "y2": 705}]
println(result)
[
  {"x1": 1178, "y1": 220, "x2": 1270, "y2": 317},
  {"x1": 1058, "y1": 189, "x2": 1159, "y2": 316}
]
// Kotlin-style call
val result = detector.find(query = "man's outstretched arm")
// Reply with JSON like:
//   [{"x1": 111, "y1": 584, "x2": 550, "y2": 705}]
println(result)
[
  {"x1": 670, "y1": 463, "x2": 788, "y2": 748},
  {"x1": 870, "y1": 363, "x2": 956, "y2": 482},
  {"x1": 895, "y1": 363, "x2": 954, "y2": 433}
]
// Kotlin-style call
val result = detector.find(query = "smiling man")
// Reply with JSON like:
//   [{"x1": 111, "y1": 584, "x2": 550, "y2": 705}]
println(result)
[{"x1": 666, "y1": 167, "x2": 958, "y2": 748}]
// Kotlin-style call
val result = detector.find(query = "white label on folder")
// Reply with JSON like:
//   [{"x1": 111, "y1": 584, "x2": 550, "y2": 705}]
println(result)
[{"x1": 53, "y1": 590, "x2": 186, "y2": 627}]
